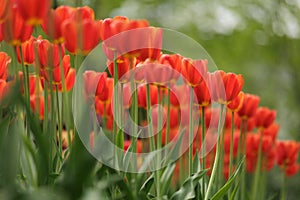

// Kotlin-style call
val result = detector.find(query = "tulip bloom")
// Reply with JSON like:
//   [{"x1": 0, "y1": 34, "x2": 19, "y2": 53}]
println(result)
[
  {"x1": 36, "y1": 37, "x2": 63, "y2": 69},
  {"x1": 194, "y1": 81, "x2": 211, "y2": 107},
  {"x1": 83, "y1": 71, "x2": 107, "y2": 99},
  {"x1": 238, "y1": 93, "x2": 260, "y2": 119},
  {"x1": 227, "y1": 91, "x2": 244, "y2": 112},
  {"x1": 276, "y1": 140, "x2": 300, "y2": 176},
  {"x1": 181, "y1": 58, "x2": 208, "y2": 87},
  {"x1": 0, "y1": 52, "x2": 11, "y2": 80},
  {"x1": 0, "y1": 0, "x2": 11, "y2": 23},
  {"x1": 262, "y1": 123, "x2": 279, "y2": 142},
  {"x1": 61, "y1": 7, "x2": 101, "y2": 55},
  {"x1": 15, "y1": 0, "x2": 50, "y2": 25},
  {"x1": 255, "y1": 107, "x2": 276, "y2": 130},
  {"x1": 100, "y1": 16, "x2": 148, "y2": 41},
  {"x1": 42, "y1": 6, "x2": 73, "y2": 43},
  {"x1": 0, "y1": 6, "x2": 33, "y2": 46},
  {"x1": 16, "y1": 36, "x2": 35, "y2": 65},
  {"x1": 53, "y1": 55, "x2": 76, "y2": 92},
  {"x1": 107, "y1": 56, "x2": 131, "y2": 83},
  {"x1": 208, "y1": 70, "x2": 244, "y2": 104}
]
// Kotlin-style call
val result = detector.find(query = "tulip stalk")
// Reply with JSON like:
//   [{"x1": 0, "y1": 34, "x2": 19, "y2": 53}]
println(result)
[
  {"x1": 204, "y1": 104, "x2": 224, "y2": 200},
  {"x1": 189, "y1": 87, "x2": 194, "y2": 175},
  {"x1": 201, "y1": 106, "x2": 206, "y2": 196}
]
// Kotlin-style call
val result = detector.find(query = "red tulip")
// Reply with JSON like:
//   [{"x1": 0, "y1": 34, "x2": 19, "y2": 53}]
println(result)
[
  {"x1": 208, "y1": 70, "x2": 244, "y2": 104},
  {"x1": 255, "y1": 107, "x2": 276, "y2": 130},
  {"x1": 181, "y1": 58, "x2": 208, "y2": 87},
  {"x1": 237, "y1": 93, "x2": 260, "y2": 119},
  {"x1": 107, "y1": 56, "x2": 131, "y2": 83},
  {"x1": 42, "y1": 6, "x2": 73, "y2": 43},
  {"x1": 227, "y1": 91, "x2": 244, "y2": 112},
  {"x1": 0, "y1": 52, "x2": 11, "y2": 80},
  {"x1": 262, "y1": 123, "x2": 279, "y2": 142},
  {"x1": 0, "y1": 5, "x2": 33, "y2": 46},
  {"x1": 16, "y1": 36, "x2": 35, "y2": 65},
  {"x1": 16, "y1": 0, "x2": 50, "y2": 25},
  {"x1": 36, "y1": 37, "x2": 63, "y2": 69},
  {"x1": 194, "y1": 80, "x2": 211, "y2": 107},
  {"x1": 61, "y1": 7, "x2": 101, "y2": 55},
  {"x1": 276, "y1": 141, "x2": 300, "y2": 167},
  {"x1": 83, "y1": 71, "x2": 107, "y2": 98},
  {"x1": 0, "y1": 0, "x2": 11, "y2": 23}
]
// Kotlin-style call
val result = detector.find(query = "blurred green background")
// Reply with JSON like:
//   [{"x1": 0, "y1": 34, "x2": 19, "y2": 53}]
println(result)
[{"x1": 57, "y1": 0, "x2": 300, "y2": 198}]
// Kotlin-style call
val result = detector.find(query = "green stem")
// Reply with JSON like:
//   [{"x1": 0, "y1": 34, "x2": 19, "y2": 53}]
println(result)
[
  {"x1": 189, "y1": 87, "x2": 194, "y2": 175},
  {"x1": 19, "y1": 46, "x2": 30, "y2": 135},
  {"x1": 146, "y1": 84, "x2": 156, "y2": 152},
  {"x1": 201, "y1": 106, "x2": 206, "y2": 197},
  {"x1": 56, "y1": 86, "x2": 63, "y2": 163},
  {"x1": 204, "y1": 104, "x2": 224, "y2": 200},
  {"x1": 165, "y1": 86, "x2": 171, "y2": 149},
  {"x1": 280, "y1": 171, "x2": 286, "y2": 200},
  {"x1": 113, "y1": 51, "x2": 119, "y2": 168},
  {"x1": 156, "y1": 86, "x2": 162, "y2": 198}
]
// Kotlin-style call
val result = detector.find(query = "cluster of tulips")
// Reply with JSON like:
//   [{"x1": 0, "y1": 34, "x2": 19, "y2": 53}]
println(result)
[{"x1": 0, "y1": 0, "x2": 299, "y2": 199}]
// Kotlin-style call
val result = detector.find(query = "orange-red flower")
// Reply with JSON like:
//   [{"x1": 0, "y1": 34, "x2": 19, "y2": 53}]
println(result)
[
  {"x1": 262, "y1": 123, "x2": 279, "y2": 142},
  {"x1": 246, "y1": 133, "x2": 276, "y2": 173},
  {"x1": 101, "y1": 16, "x2": 162, "y2": 61},
  {"x1": 194, "y1": 80, "x2": 211, "y2": 107},
  {"x1": 142, "y1": 59, "x2": 177, "y2": 87},
  {"x1": 83, "y1": 71, "x2": 107, "y2": 98},
  {"x1": 16, "y1": 36, "x2": 35, "y2": 65},
  {"x1": 0, "y1": 52, "x2": 11, "y2": 80},
  {"x1": 97, "y1": 77, "x2": 113, "y2": 103},
  {"x1": 276, "y1": 140, "x2": 300, "y2": 176},
  {"x1": 0, "y1": 0, "x2": 11, "y2": 23},
  {"x1": 100, "y1": 16, "x2": 148, "y2": 41},
  {"x1": 42, "y1": 6, "x2": 73, "y2": 43},
  {"x1": 61, "y1": 7, "x2": 101, "y2": 55},
  {"x1": 0, "y1": 6, "x2": 33, "y2": 46},
  {"x1": 36, "y1": 37, "x2": 63, "y2": 69},
  {"x1": 237, "y1": 93, "x2": 260, "y2": 119},
  {"x1": 181, "y1": 58, "x2": 208, "y2": 87},
  {"x1": 255, "y1": 107, "x2": 276, "y2": 130},
  {"x1": 107, "y1": 56, "x2": 131, "y2": 83},
  {"x1": 208, "y1": 70, "x2": 244, "y2": 104},
  {"x1": 227, "y1": 91, "x2": 244, "y2": 112},
  {"x1": 54, "y1": 55, "x2": 76, "y2": 92},
  {"x1": 16, "y1": 0, "x2": 50, "y2": 25}
]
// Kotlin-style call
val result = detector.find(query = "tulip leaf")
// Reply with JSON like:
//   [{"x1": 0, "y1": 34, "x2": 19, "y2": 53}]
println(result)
[
  {"x1": 160, "y1": 163, "x2": 176, "y2": 194},
  {"x1": 210, "y1": 157, "x2": 244, "y2": 200},
  {"x1": 170, "y1": 170, "x2": 207, "y2": 200},
  {"x1": 139, "y1": 173, "x2": 155, "y2": 199}
]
